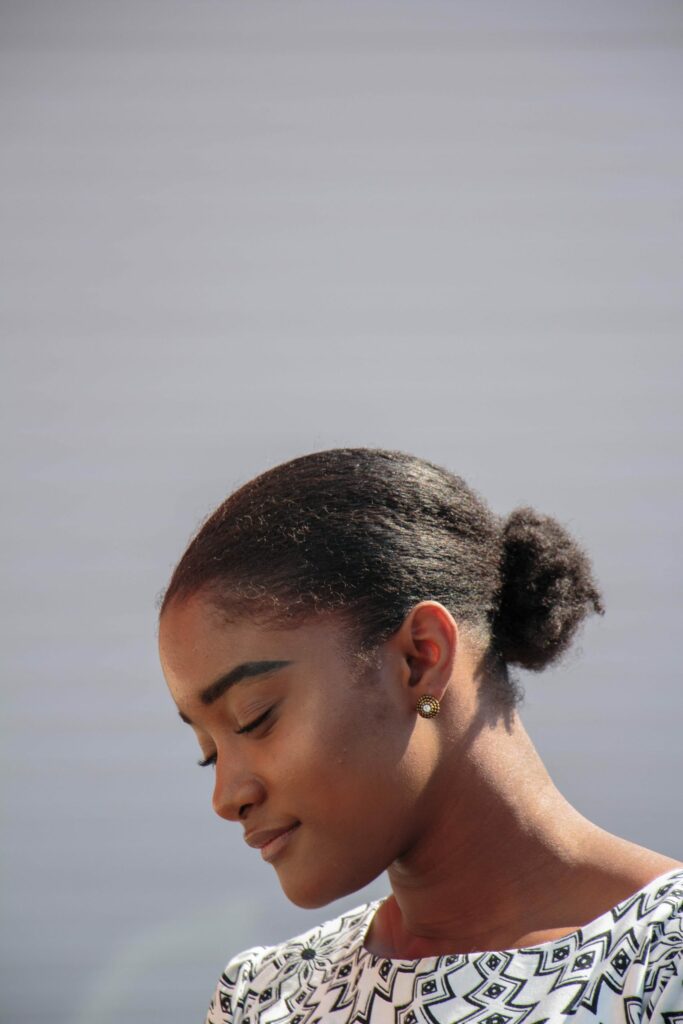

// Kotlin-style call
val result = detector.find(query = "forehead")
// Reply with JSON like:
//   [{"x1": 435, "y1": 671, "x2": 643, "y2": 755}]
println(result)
[{"x1": 158, "y1": 594, "x2": 353, "y2": 698}]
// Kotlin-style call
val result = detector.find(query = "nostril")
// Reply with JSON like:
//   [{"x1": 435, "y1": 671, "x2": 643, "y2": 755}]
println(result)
[{"x1": 212, "y1": 777, "x2": 265, "y2": 822}]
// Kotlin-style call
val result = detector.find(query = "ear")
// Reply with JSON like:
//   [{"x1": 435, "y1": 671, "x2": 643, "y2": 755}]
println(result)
[{"x1": 394, "y1": 601, "x2": 458, "y2": 705}]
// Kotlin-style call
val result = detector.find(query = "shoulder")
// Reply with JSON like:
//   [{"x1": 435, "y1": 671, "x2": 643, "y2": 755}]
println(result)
[
  {"x1": 204, "y1": 900, "x2": 378, "y2": 1024},
  {"x1": 613, "y1": 866, "x2": 683, "y2": 965},
  {"x1": 638, "y1": 869, "x2": 683, "y2": 1022},
  {"x1": 638, "y1": 867, "x2": 683, "y2": 947}
]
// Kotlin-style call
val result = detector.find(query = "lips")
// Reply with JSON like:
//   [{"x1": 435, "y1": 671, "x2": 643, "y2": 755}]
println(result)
[{"x1": 244, "y1": 822, "x2": 301, "y2": 850}]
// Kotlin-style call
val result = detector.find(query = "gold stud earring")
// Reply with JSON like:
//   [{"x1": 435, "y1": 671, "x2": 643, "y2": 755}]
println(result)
[{"x1": 416, "y1": 695, "x2": 440, "y2": 719}]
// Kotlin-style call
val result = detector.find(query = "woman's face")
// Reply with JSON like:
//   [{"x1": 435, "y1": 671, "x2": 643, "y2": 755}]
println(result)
[{"x1": 158, "y1": 593, "x2": 442, "y2": 908}]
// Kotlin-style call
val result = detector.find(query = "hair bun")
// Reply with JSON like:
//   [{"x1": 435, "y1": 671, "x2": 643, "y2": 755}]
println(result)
[{"x1": 492, "y1": 507, "x2": 604, "y2": 671}]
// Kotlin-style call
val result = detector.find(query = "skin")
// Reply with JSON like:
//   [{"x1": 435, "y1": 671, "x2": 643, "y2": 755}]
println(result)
[{"x1": 158, "y1": 593, "x2": 682, "y2": 958}]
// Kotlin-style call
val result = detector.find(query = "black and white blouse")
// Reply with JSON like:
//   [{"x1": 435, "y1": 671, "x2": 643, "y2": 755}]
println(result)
[{"x1": 205, "y1": 867, "x2": 683, "y2": 1023}]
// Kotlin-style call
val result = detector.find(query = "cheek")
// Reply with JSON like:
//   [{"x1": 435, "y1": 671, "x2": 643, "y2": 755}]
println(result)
[
  {"x1": 270, "y1": 712, "x2": 425, "y2": 906},
  {"x1": 309, "y1": 711, "x2": 420, "y2": 821},
  {"x1": 315, "y1": 705, "x2": 392, "y2": 778},
  {"x1": 268, "y1": 681, "x2": 420, "y2": 820}
]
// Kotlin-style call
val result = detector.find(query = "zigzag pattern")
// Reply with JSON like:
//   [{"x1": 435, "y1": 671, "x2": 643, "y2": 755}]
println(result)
[{"x1": 205, "y1": 868, "x2": 683, "y2": 1023}]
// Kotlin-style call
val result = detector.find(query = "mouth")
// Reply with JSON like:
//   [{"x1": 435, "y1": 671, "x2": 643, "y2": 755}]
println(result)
[
  {"x1": 260, "y1": 822, "x2": 301, "y2": 863},
  {"x1": 244, "y1": 819, "x2": 301, "y2": 860}
]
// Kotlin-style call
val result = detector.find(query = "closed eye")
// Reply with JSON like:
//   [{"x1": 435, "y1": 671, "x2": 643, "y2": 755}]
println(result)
[
  {"x1": 196, "y1": 707, "x2": 275, "y2": 768},
  {"x1": 235, "y1": 706, "x2": 274, "y2": 735}
]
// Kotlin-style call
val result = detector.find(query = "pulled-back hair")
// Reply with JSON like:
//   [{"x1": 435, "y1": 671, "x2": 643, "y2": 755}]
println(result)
[{"x1": 159, "y1": 448, "x2": 604, "y2": 707}]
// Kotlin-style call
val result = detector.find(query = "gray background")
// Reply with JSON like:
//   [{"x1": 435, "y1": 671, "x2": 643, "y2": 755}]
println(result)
[{"x1": 2, "y1": 2, "x2": 682, "y2": 1022}]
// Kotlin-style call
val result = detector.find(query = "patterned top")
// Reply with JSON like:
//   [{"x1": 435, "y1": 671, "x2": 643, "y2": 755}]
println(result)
[{"x1": 205, "y1": 867, "x2": 683, "y2": 1023}]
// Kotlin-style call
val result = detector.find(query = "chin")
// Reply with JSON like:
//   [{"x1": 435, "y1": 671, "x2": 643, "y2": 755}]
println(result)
[{"x1": 277, "y1": 862, "x2": 385, "y2": 910}]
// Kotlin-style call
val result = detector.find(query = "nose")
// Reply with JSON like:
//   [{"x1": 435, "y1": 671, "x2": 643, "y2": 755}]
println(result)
[{"x1": 211, "y1": 755, "x2": 266, "y2": 823}]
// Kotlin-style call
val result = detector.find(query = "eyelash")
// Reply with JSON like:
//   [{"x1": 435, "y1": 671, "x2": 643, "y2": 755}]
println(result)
[{"x1": 196, "y1": 707, "x2": 274, "y2": 768}]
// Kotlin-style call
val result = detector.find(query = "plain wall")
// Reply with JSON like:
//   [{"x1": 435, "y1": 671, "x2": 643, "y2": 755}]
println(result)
[{"x1": 1, "y1": 2, "x2": 682, "y2": 1022}]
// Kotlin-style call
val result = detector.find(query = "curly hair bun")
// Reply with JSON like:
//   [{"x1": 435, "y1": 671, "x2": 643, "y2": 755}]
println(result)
[{"x1": 492, "y1": 507, "x2": 605, "y2": 672}]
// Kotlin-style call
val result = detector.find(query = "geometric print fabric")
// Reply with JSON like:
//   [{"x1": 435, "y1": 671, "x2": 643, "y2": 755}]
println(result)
[{"x1": 205, "y1": 867, "x2": 683, "y2": 1024}]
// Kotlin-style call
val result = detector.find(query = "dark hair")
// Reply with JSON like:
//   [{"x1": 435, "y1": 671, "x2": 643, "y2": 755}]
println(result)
[{"x1": 159, "y1": 448, "x2": 604, "y2": 707}]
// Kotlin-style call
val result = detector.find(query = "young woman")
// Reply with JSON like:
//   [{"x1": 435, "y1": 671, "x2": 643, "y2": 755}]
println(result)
[{"x1": 158, "y1": 448, "x2": 682, "y2": 1023}]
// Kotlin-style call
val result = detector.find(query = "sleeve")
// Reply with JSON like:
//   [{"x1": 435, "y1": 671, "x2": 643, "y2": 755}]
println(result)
[
  {"x1": 204, "y1": 945, "x2": 268, "y2": 1024},
  {"x1": 645, "y1": 961, "x2": 683, "y2": 1023},
  {"x1": 642, "y1": 903, "x2": 683, "y2": 1024}
]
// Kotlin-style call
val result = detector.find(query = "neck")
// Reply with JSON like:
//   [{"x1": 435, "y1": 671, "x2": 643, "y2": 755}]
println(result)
[{"x1": 377, "y1": 710, "x2": 603, "y2": 956}]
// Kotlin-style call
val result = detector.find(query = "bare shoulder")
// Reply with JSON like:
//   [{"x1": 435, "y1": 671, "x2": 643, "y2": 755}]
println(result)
[
  {"x1": 551, "y1": 838, "x2": 683, "y2": 944},
  {"x1": 617, "y1": 840, "x2": 683, "y2": 879},
  {"x1": 592, "y1": 833, "x2": 683, "y2": 894},
  {"x1": 636, "y1": 853, "x2": 683, "y2": 879}
]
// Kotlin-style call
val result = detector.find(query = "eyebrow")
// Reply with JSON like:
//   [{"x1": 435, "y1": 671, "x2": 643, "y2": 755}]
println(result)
[{"x1": 177, "y1": 660, "x2": 292, "y2": 725}]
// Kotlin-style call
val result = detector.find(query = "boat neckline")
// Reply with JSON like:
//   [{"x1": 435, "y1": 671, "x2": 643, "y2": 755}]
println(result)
[{"x1": 353, "y1": 865, "x2": 683, "y2": 967}]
